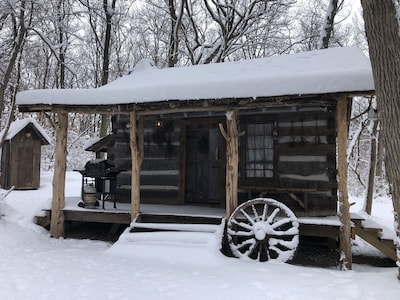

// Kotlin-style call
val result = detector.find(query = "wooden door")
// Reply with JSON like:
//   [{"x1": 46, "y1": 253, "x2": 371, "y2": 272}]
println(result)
[
  {"x1": 15, "y1": 135, "x2": 39, "y2": 189},
  {"x1": 185, "y1": 125, "x2": 224, "y2": 204}
]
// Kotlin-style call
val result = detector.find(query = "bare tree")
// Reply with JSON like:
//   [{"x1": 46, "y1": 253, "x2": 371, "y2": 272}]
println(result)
[
  {"x1": 319, "y1": 0, "x2": 344, "y2": 49},
  {"x1": 99, "y1": 0, "x2": 117, "y2": 138},
  {"x1": 167, "y1": 0, "x2": 185, "y2": 67},
  {"x1": 291, "y1": 0, "x2": 352, "y2": 52},
  {"x1": 131, "y1": 2, "x2": 170, "y2": 67},
  {"x1": 193, "y1": 0, "x2": 295, "y2": 63},
  {"x1": 77, "y1": 0, "x2": 136, "y2": 137},
  {"x1": 0, "y1": 0, "x2": 31, "y2": 150},
  {"x1": 360, "y1": 0, "x2": 400, "y2": 279},
  {"x1": 143, "y1": 0, "x2": 295, "y2": 65}
]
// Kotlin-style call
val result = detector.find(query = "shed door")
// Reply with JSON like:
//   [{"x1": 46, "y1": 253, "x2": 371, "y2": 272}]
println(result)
[
  {"x1": 16, "y1": 137, "x2": 38, "y2": 189},
  {"x1": 185, "y1": 125, "x2": 224, "y2": 204}
]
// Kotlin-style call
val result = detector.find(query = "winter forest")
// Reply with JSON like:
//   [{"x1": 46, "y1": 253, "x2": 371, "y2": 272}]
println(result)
[
  {"x1": 1, "y1": 0, "x2": 400, "y2": 279},
  {"x1": 0, "y1": 0, "x2": 374, "y2": 180}
]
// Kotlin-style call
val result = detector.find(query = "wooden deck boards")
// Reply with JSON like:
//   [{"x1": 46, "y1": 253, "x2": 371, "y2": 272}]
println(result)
[{"x1": 36, "y1": 197, "x2": 343, "y2": 240}]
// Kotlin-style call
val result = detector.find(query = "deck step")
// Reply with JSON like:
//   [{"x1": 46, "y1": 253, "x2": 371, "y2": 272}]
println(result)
[
  {"x1": 361, "y1": 219, "x2": 383, "y2": 232},
  {"x1": 131, "y1": 222, "x2": 221, "y2": 233},
  {"x1": 115, "y1": 213, "x2": 226, "y2": 249},
  {"x1": 351, "y1": 216, "x2": 396, "y2": 261},
  {"x1": 120, "y1": 231, "x2": 221, "y2": 246},
  {"x1": 131, "y1": 213, "x2": 224, "y2": 233},
  {"x1": 350, "y1": 212, "x2": 365, "y2": 221},
  {"x1": 135, "y1": 213, "x2": 223, "y2": 225},
  {"x1": 378, "y1": 231, "x2": 395, "y2": 243}
]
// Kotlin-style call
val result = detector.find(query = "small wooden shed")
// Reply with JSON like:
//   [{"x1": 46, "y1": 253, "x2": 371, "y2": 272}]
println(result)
[{"x1": 0, "y1": 118, "x2": 51, "y2": 190}]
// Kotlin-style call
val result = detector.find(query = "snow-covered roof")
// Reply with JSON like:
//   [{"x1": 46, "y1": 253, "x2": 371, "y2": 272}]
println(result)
[
  {"x1": 0, "y1": 118, "x2": 52, "y2": 145},
  {"x1": 84, "y1": 137, "x2": 102, "y2": 151},
  {"x1": 84, "y1": 135, "x2": 111, "y2": 152},
  {"x1": 16, "y1": 47, "x2": 374, "y2": 107}
]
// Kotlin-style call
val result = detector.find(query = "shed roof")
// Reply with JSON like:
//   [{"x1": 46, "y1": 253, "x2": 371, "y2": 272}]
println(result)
[
  {"x1": 84, "y1": 135, "x2": 111, "y2": 153},
  {"x1": 0, "y1": 118, "x2": 52, "y2": 145},
  {"x1": 16, "y1": 47, "x2": 374, "y2": 109}
]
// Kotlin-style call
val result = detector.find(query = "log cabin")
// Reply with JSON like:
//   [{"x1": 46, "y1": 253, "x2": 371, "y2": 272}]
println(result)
[{"x1": 16, "y1": 47, "x2": 375, "y2": 263}]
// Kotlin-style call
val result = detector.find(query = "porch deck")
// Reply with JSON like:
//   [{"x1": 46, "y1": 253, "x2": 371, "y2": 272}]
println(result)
[
  {"x1": 37, "y1": 197, "x2": 227, "y2": 226},
  {"x1": 36, "y1": 197, "x2": 342, "y2": 239}
]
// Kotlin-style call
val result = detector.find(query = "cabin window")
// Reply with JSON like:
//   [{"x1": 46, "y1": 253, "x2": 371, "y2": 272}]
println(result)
[{"x1": 245, "y1": 122, "x2": 274, "y2": 178}]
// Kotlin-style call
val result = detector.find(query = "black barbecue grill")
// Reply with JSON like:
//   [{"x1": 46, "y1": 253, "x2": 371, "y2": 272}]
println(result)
[{"x1": 74, "y1": 159, "x2": 124, "y2": 209}]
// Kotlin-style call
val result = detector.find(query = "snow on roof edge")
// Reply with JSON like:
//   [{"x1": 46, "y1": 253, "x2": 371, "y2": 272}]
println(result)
[{"x1": 16, "y1": 47, "x2": 375, "y2": 107}]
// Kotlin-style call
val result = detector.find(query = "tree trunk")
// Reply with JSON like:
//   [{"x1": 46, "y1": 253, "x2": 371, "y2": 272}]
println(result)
[
  {"x1": 0, "y1": 0, "x2": 27, "y2": 125},
  {"x1": 319, "y1": 0, "x2": 340, "y2": 49},
  {"x1": 167, "y1": 0, "x2": 184, "y2": 67},
  {"x1": 57, "y1": 0, "x2": 66, "y2": 89},
  {"x1": 101, "y1": 0, "x2": 116, "y2": 86},
  {"x1": 50, "y1": 112, "x2": 68, "y2": 238},
  {"x1": 361, "y1": 0, "x2": 400, "y2": 279},
  {"x1": 337, "y1": 97, "x2": 352, "y2": 270},
  {"x1": 99, "y1": 0, "x2": 117, "y2": 138}
]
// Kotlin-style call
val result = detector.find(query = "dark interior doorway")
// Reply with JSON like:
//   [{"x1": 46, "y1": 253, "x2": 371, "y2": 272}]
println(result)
[{"x1": 185, "y1": 124, "x2": 225, "y2": 205}]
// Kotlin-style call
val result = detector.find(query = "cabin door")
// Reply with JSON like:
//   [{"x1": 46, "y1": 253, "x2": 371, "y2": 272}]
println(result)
[{"x1": 185, "y1": 124, "x2": 224, "y2": 205}]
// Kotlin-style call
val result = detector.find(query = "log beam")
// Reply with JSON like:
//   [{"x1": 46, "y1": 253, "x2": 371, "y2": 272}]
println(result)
[
  {"x1": 129, "y1": 111, "x2": 142, "y2": 221},
  {"x1": 366, "y1": 118, "x2": 379, "y2": 215},
  {"x1": 337, "y1": 97, "x2": 352, "y2": 270},
  {"x1": 221, "y1": 110, "x2": 239, "y2": 218},
  {"x1": 50, "y1": 112, "x2": 68, "y2": 238}
]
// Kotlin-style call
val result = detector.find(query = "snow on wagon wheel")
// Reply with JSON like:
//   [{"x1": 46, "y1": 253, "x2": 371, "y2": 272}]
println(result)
[{"x1": 227, "y1": 198, "x2": 299, "y2": 262}]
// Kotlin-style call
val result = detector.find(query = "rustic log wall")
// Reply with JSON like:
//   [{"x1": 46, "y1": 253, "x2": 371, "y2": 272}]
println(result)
[
  {"x1": 109, "y1": 102, "x2": 338, "y2": 217},
  {"x1": 238, "y1": 105, "x2": 337, "y2": 216},
  {"x1": 109, "y1": 114, "x2": 181, "y2": 203}
]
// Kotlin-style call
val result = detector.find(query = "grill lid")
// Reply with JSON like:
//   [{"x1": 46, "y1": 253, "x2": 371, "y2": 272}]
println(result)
[{"x1": 75, "y1": 159, "x2": 124, "y2": 177}]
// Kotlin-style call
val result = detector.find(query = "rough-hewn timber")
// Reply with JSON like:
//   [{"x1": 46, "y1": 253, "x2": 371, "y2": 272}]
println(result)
[
  {"x1": 337, "y1": 97, "x2": 352, "y2": 270},
  {"x1": 50, "y1": 112, "x2": 68, "y2": 238}
]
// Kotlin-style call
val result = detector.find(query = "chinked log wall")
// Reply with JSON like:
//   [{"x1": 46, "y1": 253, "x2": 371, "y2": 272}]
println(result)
[
  {"x1": 108, "y1": 114, "x2": 181, "y2": 204},
  {"x1": 242, "y1": 106, "x2": 338, "y2": 216},
  {"x1": 107, "y1": 103, "x2": 338, "y2": 217}
]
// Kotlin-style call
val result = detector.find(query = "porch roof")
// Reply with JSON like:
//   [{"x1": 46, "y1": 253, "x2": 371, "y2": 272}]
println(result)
[{"x1": 16, "y1": 47, "x2": 374, "y2": 112}]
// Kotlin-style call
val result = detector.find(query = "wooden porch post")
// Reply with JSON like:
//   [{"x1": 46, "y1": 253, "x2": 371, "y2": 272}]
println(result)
[
  {"x1": 129, "y1": 111, "x2": 143, "y2": 221},
  {"x1": 222, "y1": 110, "x2": 239, "y2": 219},
  {"x1": 50, "y1": 112, "x2": 68, "y2": 238},
  {"x1": 365, "y1": 117, "x2": 379, "y2": 215},
  {"x1": 337, "y1": 97, "x2": 352, "y2": 270}
]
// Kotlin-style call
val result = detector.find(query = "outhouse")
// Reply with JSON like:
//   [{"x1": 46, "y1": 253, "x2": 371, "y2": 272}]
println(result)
[{"x1": 0, "y1": 118, "x2": 51, "y2": 190}]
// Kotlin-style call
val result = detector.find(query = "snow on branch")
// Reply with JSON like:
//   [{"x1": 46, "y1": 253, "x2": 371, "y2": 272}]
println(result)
[
  {"x1": 27, "y1": 27, "x2": 77, "y2": 79},
  {"x1": 225, "y1": 110, "x2": 234, "y2": 121},
  {"x1": 318, "y1": 0, "x2": 342, "y2": 49}
]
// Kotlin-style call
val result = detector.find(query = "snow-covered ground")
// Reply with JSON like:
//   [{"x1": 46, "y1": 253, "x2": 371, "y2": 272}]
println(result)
[{"x1": 0, "y1": 172, "x2": 399, "y2": 300}]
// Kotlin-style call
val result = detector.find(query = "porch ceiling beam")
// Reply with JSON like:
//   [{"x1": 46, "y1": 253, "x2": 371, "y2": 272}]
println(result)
[{"x1": 17, "y1": 91, "x2": 373, "y2": 115}]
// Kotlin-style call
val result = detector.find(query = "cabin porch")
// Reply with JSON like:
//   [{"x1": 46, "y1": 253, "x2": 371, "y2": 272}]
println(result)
[
  {"x1": 35, "y1": 196, "x2": 342, "y2": 241},
  {"x1": 35, "y1": 198, "x2": 396, "y2": 265}
]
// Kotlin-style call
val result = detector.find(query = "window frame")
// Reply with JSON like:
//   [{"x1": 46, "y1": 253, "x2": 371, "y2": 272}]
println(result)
[{"x1": 239, "y1": 115, "x2": 278, "y2": 186}]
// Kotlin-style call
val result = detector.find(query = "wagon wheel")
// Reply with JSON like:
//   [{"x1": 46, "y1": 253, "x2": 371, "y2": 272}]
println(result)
[{"x1": 227, "y1": 198, "x2": 299, "y2": 262}]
